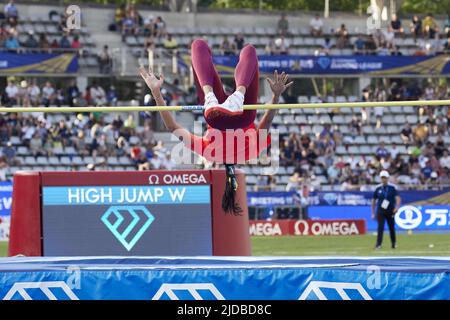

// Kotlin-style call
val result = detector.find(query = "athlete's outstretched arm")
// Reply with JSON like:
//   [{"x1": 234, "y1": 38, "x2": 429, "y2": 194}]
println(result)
[
  {"x1": 257, "y1": 70, "x2": 293, "y2": 131},
  {"x1": 139, "y1": 66, "x2": 191, "y2": 141}
]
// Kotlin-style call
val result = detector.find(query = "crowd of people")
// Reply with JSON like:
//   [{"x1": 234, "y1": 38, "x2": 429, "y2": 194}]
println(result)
[
  {"x1": 0, "y1": 106, "x2": 177, "y2": 180},
  {"x1": 278, "y1": 82, "x2": 450, "y2": 191}
]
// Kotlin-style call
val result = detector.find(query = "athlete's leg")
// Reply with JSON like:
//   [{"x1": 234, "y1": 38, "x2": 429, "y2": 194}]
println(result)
[{"x1": 191, "y1": 39, "x2": 227, "y2": 105}]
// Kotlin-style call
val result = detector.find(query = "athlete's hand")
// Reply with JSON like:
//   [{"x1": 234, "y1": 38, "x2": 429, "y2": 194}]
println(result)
[
  {"x1": 139, "y1": 65, "x2": 164, "y2": 94},
  {"x1": 267, "y1": 70, "x2": 293, "y2": 98}
]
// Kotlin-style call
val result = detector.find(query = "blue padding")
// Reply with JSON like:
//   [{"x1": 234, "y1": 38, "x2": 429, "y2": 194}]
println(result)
[{"x1": 1, "y1": 257, "x2": 450, "y2": 300}]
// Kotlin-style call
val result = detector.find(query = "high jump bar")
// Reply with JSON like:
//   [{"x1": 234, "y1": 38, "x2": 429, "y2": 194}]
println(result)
[{"x1": 0, "y1": 99, "x2": 449, "y2": 113}]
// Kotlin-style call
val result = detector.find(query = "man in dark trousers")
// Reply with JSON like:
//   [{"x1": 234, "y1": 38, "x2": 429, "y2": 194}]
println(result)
[{"x1": 372, "y1": 170, "x2": 401, "y2": 249}]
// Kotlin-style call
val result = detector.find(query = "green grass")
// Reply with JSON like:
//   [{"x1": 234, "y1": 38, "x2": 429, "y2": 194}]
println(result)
[
  {"x1": 1, "y1": 234, "x2": 450, "y2": 257},
  {"x1": 0, "y1": 241, "x2": 7, "y2": 257},
  {"x1": 251, "y1": 233, "x2": 450, "y2": 256}
]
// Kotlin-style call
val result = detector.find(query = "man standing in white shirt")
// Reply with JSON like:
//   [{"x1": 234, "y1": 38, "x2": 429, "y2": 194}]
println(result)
[{"x1": 310, "y1": 14, "x2": 323, "y2": 36}]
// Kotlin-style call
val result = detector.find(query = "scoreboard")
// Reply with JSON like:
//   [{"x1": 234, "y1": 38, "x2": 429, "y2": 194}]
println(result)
[{"x1": 8, "y1": 170, "x2": 251, "y2": 256}]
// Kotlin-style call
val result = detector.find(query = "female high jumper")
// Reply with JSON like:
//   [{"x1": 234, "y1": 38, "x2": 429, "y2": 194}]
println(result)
[{"x1": 139, "y1": 39, "x2": 292, "y2": 214}]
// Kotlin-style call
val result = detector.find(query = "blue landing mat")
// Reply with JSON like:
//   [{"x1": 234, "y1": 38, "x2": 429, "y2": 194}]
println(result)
[{"x1": 0, "y1": 256, "x2": 449, "y2": 300}]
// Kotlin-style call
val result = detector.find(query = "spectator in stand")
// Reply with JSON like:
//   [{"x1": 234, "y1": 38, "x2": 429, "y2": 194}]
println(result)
[
  {"x1": 4, "y1": 0, "x2": 18, "y2": 26},
  {"x1": 90, "y1": 83, "x2": 107, "y2": 106},
  {"x1": 410, "y1": 15, "x2": 422, "y2": 41},
  {"x1": 29, "y1": 132, "x2": 43, "y2": 156},
  {"x1": 121, "y1": 13, "x2": 136, "y2": 40},
  {"x1": 154, "y1": 16, "x2": 166, "y2": 38},
  {"x1": 335, "y1": 24, "x2": 349, "y2": 49},
  {"x1": 2, "y1": 141, "x2": 19, "y2": 165},
  {"x1": 273, "y1": 36, "x2": 290, "y2": 55},
  {"x1": 24, "y1": 30, "x2": 38, "y2": 51},
  {"x1": 353, "y1": 35, "x2": 365, "y2": 55},
  {"x1": 5, "y1": 79, "x2": 18, "y2": 107},
  {"x1": 440, "y1": 149, "x2": 450, "y2": 169},
  {"x1": 444, "y1": 14, "x2": 450, "y2": 37},
  {"x1": 220, "y1": 36, "x2": 236, "y2": 55},
  {"x1": 400, "y1": 123, "x2": 413, "y2": 145},
  {"x1": 143, "y1": 14, "x2": 155, "y2": 37},
  {"x1": 98, "y1": 45, "x2": 112, "y2": 74},
  {"x1": 163, "y1": 34, "x2": 178, "y2": 51},
  {"x1": 310, "y1": 13, "x2": 323, "y2": 36},
  {"x1": 376, "y1": 141, "x2": 390, "y2": 160},
  {"x1": 383, "y1": 26, "x2": 395, "y2": 49},
  {"x1": 365, "y1": 34, "x2": 377, "y2": 55},
  {"x1": 4, "y1": 33, "x2": 19, "y2": 52},
  {"x1": 71, "y1": 35, "x2": 82, "y2": 53},
  {"x1": 39, "y1": 34, "x2": 50, "y2": 52},
  {"x1": 50, "y1": 39, "x2": 59, "y2": 50},
  {"x1": 320, "y1": 37, "x2": 333, "y2": 55},
  {"x1": 28, "y1": 80, "x2": 40, "y2": 107},
  {"x1": 423, "y1": 13, "x2": 438, "y2": 39},
  {"x1": 114, "y1": 3, "x2": 126, "y2": 31},
  {"x1": 234, "y1": 33, "x2": 245, "y2": 52},
  {"x1": 390, "y1": 13, "x2": 404, "y2": 35},
  {"x1": 67, "y1": 80, "x2": 80, "y2": 107},
  {"x1": 59, "y1": 33, "x2": 71, "y2": 50},
  {"x1": 42, "y1": 81, "x2": 55, "y2": 107},
  {"x1": 277, "y1": 13, "x2": 289, "y2": 36}
]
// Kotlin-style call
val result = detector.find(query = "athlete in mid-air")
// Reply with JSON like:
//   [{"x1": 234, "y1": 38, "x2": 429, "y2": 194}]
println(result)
[{"x1": 139, "y1": 38, "x2": 292, "y2": 213}]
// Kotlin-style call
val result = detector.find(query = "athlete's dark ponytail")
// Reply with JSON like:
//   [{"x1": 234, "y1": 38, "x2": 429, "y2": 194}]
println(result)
[{"x1": 222, "y1": 164, "x2": 243, "y2": 215}]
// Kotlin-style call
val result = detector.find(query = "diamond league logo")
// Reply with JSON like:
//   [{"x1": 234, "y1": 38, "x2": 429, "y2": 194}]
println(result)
[{"x1": 101, "y1": 206, "x2": 155, "y2": 251}]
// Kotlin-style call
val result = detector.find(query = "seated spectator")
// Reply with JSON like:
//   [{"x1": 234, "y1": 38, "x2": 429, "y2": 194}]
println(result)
[
  {"x1": 98, "y1": 45, "x2": 112, "y2": 74},
  {"x1": 445, "y1": 14, "x2": 450, "y2": 37},
  {"x1": 376, "y1": 141, "x2": 390, "y2": 160},
  {"x1": 410, "y1": 15, "x2": 422, "y2": 41},
  {"x1": 365, "y1": 35, "x2": 377, "y2": 55},
  {"x1": 273, "y1": 36, "x2": 290, "y2": 55},
  {"x1": 310, "y1": 13, "x2": 323, "y2": 36},
  {"x1": 143, "y1": 14, "x2": 155, "y2": 37},
  {"x1": 443, "y1": 37, "x2": 450, "y2": 54},
  {"x1": 50, "y1": 39, "x2": 59, "y2": 50},
  {"x1": 400, "y1": 123, "x2": 413, "y2": 144},
  {"x1": 2, "y1": 141, "x2": 19, "y2": 165},
  {"x1": 29, "y1": 132, "x2": 43, "y2": 156},
  {"x1": 383, "y1": 26, "x2": 395, "y2": 49},
  {"x1": 154, "y1": 16, "x2": 166, "y2": 38},
  {"x1": 320, "y1": 37, "x2": 333, "y2": 55},
  {"x1": 90, "y1": 83, "x2": 107, "y2": 106},
  {"x1": 4, "y1": 34, "x2": 19, "y2": 52},
  {"x1": 335, "y1": 24, "x2": 349, "y2": 49},
  {"x1": 440, "y1": 149, "x2": 450, "y2": 169},
  {"x1": 353, "y1": 35, "x2": 365, "y2": 54},
  {"x1": 423, "y1": 13, "x2": 438, "y2": 39},
  {"x1": 121, "y1": 14, "x2": 136, "y2": 40},
  {"x1": 4, "y1": 0, "x2": 18, "y2": 26},
  {"x1": 277, "y1": 13, "x2": 289, "y2": 36},
  {"x1": 24, "y1": 30, "x2": 38, "y2": 51},
  {"x1": 42, "y1": 81, "x2": 55, "y2": 107},
  {"x1": 390, "y1": 13, "x2": 404, "y2": 35},
  {"x1": 39, "y1": 34, "x2": 50, "y2": 52},
  {"x1": 234, "y1": 33, "x2": 245, "y2": 52},
  {"x1": 71, "y1": 35, "x2": 82, "y2": 51},
  {"x1": 59, "y1": 34, "x2": 71, "y2": 50},
  {"x1": 5, "y1": 80, "x2": 18, "y2": 106},
  {"x1": 220, "y1": 36, "x2": 236, "y2": 55},
  {"x1": 114, "y1": 4, "x2": 126, "y2": 30},
  {"x1": 163, "y1": 34, "x2": 178, "y2": 51},
  {"x1": 28, "y1": 80, "x2": 40, "y2": 107}
]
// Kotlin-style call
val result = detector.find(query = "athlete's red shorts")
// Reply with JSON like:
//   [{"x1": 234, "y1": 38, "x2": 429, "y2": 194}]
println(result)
[{"x1": 186, "y1": 123, "x2": 271, "y2": 164}]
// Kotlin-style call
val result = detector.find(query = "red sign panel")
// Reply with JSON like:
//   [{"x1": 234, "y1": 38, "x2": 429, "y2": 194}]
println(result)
[{"x1": 249, "y1": 219, "x2": 366, "y2": 236}]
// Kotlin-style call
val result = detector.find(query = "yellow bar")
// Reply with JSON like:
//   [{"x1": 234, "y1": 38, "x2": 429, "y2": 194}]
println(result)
[{"x1": 0, "y1": 99, "x2": 449, "y2": 113}]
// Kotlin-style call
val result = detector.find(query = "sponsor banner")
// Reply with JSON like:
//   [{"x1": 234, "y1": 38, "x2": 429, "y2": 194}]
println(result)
[
  {"x1": 0, "y1": 182, "x2": 11, "y2": 241},
  {"x1": 208, "y1": 54, "x2": 450, "y2": 75},
  {"x1": 248, "y1": 190, "x2": 450, "y2": 207},
  {"x1": 1, "y1": 257, "x2": 450, "y2": 300},
  {"x1": 0, "y1": 52, "x2": 78, "y2": 73},
  {"x1": 249, "y1": 219, "x2": 366, "y2": 236},
  {"x1": 309, "y1": 205, "x2": 450, "y2": 231}
]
